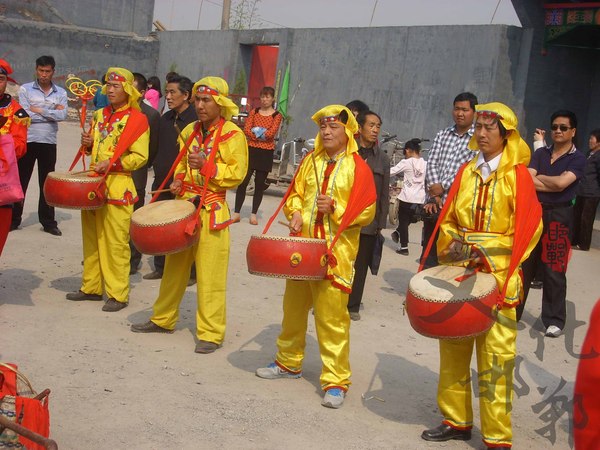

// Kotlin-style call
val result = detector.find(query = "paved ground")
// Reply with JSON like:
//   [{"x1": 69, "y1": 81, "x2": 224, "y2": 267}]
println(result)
[{"x1": 1, "y1": 121, "x2": 598, "y2": 449}]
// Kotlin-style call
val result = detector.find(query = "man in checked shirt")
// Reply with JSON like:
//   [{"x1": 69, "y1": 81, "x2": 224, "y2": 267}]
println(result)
[{"x1": 420, "y1": 92, "x2": 478, "y2": 268}]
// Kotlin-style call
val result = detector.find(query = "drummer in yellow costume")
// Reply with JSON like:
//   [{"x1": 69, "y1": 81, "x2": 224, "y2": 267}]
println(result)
[
  {"x1": 256, "y1": 105, "x2": 376, "y2": 409},
  {"x1": 130, "y1": 77, "x2": 248, "y2": 354},
  {"x1": 421, "y1": 103, "x2": 543, "y2": 448},
  {"x1": 67, "y1": 68, "x2": 149, "y2": 312}
]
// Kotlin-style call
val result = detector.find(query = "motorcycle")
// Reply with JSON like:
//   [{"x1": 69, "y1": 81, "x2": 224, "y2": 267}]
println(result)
[{"x1": 246, "y1": 137, "x2": 314, "y2": 195}]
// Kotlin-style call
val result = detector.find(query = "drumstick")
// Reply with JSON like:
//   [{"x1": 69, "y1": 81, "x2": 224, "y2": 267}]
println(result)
[
  {"x1": 311, "y1": 153, "x2": 321, "y2": 188},
  {"x1": 148, "y1": 188, "x2": 171, "y2": 195},
  {"x1": 69, "y1": 169, "x2": 94, "y2": 176},
  {"x1": 278, "y1": 220, "x2": 294, "y2": 231},
  {"x1": 174, "y1": 123, "x2": 193, "y2": 152}
]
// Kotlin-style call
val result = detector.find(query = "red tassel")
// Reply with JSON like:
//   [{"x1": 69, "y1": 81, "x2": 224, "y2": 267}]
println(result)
[{"x1": 326, "y1": 251, "x2": 338, "y2": 268}]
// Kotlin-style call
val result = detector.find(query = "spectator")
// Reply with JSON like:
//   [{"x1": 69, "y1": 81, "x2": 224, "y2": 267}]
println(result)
[
  {"x1": 390, "y1": 139, "x2": 427, "y2": 255},
  {"x1": 572, "y1": 128, "x2": 600, "y2": 251}
]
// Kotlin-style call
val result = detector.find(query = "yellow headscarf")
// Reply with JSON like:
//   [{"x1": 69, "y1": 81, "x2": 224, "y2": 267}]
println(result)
[
  {"x1": 311, "y1": 105, "x2": 359, "y2": 154},
  {"x1": 468, "y1": 102, "x2": 531, "y2": 167},
  {"x1": 192, "y1": 76, "x2": 239, "y2": 121},
  {"x1": 101, "y1": 67, "x2": 141, "y2": 111}
]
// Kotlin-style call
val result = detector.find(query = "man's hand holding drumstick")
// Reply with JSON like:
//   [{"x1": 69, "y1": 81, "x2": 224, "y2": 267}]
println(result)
[
  {"x1": 289, "y1": 211, "x2": 303, "y2": 234},
  {"x1": 439, "y1": 239, "x2": 482, "y2": 267},
  {"x1": 316, "y1": 194, "x2": 335, "y2": 214},
  {"x1": 188, "y1": 151, "x2": 206, "y2": 170},
  {"x1": 170, "y1": 179, "x2": 183, "y2": 195}
]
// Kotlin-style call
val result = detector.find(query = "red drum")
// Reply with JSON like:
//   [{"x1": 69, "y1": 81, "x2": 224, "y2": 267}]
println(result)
[
  {"x1": 405, "y1": 265, "x2": 499, "y2": 339},
  {"x1": 246, "y1": 235, "x2": 328, "y2": 280},
  {"x1": 43, "y1": 171, "x2": 105, "y2": 210},
  {"x1": 130, "y1": 200, "x2": 199, "y2": 255}
]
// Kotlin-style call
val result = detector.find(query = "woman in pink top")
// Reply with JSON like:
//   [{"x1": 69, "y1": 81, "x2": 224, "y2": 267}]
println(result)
[
  {"x1": 389, "y1": 139, "x2": 427, "y2": 255},
  {"x1": 144, "y1": 76, "x2": 162, "y2": 110}
]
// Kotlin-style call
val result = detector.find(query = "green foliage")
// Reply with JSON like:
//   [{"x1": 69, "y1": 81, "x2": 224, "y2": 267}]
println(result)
[
  {"x1": 230, "y1": 0, "x2": 262, "y2": 30},
  {"x1": 232, "y1": 70, "x2": 247, "y2": 95}
]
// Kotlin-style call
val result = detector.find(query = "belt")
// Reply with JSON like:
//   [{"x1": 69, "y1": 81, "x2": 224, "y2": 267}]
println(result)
[
  {"x1": 541, "y1": 201, "x2": 572, "y2": 210},
  {"x1": 181, "y1": 182, "x2": 226, "y2": 205}
]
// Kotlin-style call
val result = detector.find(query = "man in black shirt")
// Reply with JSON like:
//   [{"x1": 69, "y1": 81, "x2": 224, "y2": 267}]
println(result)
[
  {"x1": 143, "y1": 75, "x2": 197, "y2": 281},
  {"x1": 347, "y1": 111, "x2": 389, "y2": 320},
  {"x1": 131, "y1": 73, "x2": 160, "y2": 274}
]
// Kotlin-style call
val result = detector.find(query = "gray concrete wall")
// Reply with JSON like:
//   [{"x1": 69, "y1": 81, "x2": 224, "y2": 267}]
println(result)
[
  {"x1": 0, "y1": 19, "x2": 159, "y2": 87},
  {"x1": 156, "y1": 25, "x2": 526, "y2": 144},
  {"x1": 2, "y1": 0, "x2": 154, "y2": 36}
]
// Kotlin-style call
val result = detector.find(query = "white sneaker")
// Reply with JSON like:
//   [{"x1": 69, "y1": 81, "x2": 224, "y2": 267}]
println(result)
[
  {"x1": 256, "y1": 362, "x2": 302, "y2": 379},
  {"x1": 545, "y1": 325, "x2": 562, "y2": 338},
  {"x1": 322, "y1": 388, "x2": 345, "y2": 409}
]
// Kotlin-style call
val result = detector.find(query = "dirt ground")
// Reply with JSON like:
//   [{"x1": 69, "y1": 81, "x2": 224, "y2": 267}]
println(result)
[{"x1": 1, "y1": 121, "x2": 597, "y2": 449}]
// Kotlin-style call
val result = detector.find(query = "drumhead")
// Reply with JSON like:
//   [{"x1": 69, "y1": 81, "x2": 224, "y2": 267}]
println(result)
[
  {"x1": 48, "y1": 171, "x2": 101, "y2": 183},
  {"x1": 132, "y1": 200, "x2": 196, "y2": 226},
  {"x1": 409, "y1": 265, "x2": 497, "y2": 303},
  {"x1": 250, "y1": 234, "x2": 327, "y2": 245}
]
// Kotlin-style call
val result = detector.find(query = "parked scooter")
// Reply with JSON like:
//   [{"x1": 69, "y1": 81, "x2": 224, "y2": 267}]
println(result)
[{"x1": 246, "y1": 137, "x2": 314, "y2": 195}]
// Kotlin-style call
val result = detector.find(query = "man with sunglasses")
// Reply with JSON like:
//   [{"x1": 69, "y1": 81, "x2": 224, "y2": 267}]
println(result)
[{"x1": 520, "y1": 110, "x2": 586, "y2": 337}]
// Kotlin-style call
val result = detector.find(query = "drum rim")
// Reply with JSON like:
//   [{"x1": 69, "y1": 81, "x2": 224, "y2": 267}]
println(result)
[
  {"x1": 248, "y1": 269, "x2": 327, "y2": 280},
  {"x1": 47, "y1": 172, "x2": 107, "y2": 183},
  {"x1": 416, "y1": 324, "x2": 495, "y2": 340},
  {"x1": 406, "y1": 285, "x2": 499, "y2": 304},
  {"x1": 250, "y1": 234, "x2": 327, "y2": 245}
]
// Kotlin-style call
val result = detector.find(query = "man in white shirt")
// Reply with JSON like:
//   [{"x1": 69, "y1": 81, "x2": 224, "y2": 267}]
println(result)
[{"x1": 12, "y1": 55, "x2": 67, "y2": 236}]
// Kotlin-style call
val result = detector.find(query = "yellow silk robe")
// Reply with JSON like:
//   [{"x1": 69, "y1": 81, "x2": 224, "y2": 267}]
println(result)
[{"x1": 284, "y1": 147, "x2": 375, "y2": 292}]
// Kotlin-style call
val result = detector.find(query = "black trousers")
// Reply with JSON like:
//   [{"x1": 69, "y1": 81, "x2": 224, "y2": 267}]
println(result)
[
  {"x1": 572, "y1": 195, "x2": 599, "y2": 251},
  {"x1": 420, "y1": 218, "x2": 439, "y2": 269},
  {"x1": 520, "y1": 205, "x2": 573, "y2": 329},
  {"x1": 12, "y1": 142, "x2": 57, "y2": 228},
  {"x1": 396, "y1": 200, "x2": 416, "y2": 247},
  {"x1": 347, "y1": 233, "x2": 376, "y2": 313},
  {"x1": 129, "y1": 167, "x2": 148, "y2": 270},
  {"x1": 234, "y1": 169, "x2": 269, "y2": 214}
]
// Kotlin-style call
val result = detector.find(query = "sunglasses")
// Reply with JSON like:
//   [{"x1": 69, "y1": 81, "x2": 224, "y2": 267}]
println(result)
[{"x1": 551, "y1": 124, "x2": 573, "y2": 132}]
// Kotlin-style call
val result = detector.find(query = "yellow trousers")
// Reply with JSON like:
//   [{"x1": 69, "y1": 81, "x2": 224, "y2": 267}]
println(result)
[
  {"x1": 437, "y1": 307, "x2": 517, "y2": 447},
  {"x1": 151, "y1": 208, "x2": 229, "y2": 344},
  {"x1": 276, "y1": 279, "x2": 351, "y2": 391},
  {"x1": 81, "y1": 204, "x2": 133, "y2": 303}
]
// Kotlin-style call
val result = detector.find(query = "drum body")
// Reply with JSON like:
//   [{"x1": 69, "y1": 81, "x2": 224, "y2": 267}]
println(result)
[
  {"x1": 246, "y1": 235, "x2": 328, "y2": 280},
  {"x1": 130, "y1": 200, "x2": 199, "y2": 255},
  {"x1": 43, "y1": 171, "x2": 105, "y2": 210},
  {"x1": 406, "y1": 265, "x2": 499, "y2": 339}
]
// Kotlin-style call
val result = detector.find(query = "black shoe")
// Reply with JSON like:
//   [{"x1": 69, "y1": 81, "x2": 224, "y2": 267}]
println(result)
[
  {"x1": 421, "y1": 424, "x2": 471, "y2": 442},
  {"x1": 143, "y1": 271, "x2": 162, "y2": 280},
  {"x1": 43, "y1": 226, "x2": 62, "y2": 236},
  {"x1": 530, "y1": 280, "x2": 543, "y2": 290},
  {"x1": 130, "y1": 262, "x2": 141, "y2": 275},
  {"x1": 195, "y1": 340, "x2": 221, "y2": 354},
  {"x1": 66, "y1": 290, "x2": 103, "y2": 301},
  {"x1": 131, "y1": 320, "x2": 174, "y2": 333},
  {"x1": 396, "y1": 248, "x2": 409, "y2": 256},
  {"x1": 102, "y1": 298, "x2": 128, "y2": 312}
]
